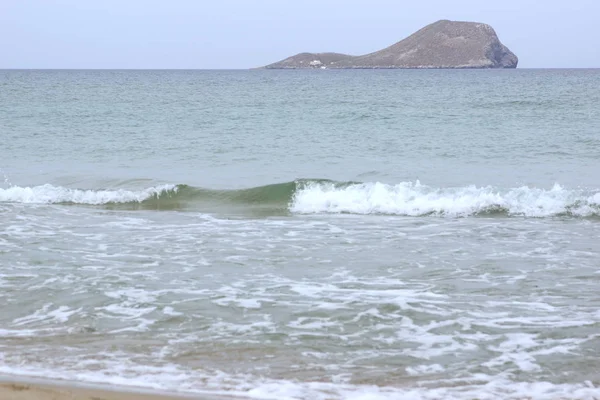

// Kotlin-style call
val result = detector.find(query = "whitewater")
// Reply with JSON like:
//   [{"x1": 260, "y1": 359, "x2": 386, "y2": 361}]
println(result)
[
  {"x1": 2, "y1": 180, "x2": 600, "y2": 217},
  {"x1": 1, "y1": 69, "x2": 600, "y2": 400}
]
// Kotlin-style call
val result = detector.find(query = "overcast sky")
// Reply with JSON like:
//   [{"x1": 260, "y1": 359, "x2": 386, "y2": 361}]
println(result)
[{"x1": 1, "y1": 0, "x2": 598, "y2": 69}]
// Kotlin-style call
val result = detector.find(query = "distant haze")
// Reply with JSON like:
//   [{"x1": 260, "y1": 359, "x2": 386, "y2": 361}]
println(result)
[{"x1": 1, "y1": 0, "x2": 598, "y2": 69}]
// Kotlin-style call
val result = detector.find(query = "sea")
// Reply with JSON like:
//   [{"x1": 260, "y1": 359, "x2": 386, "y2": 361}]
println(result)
[{"x1": 1, "y1": 69, "x2": 600, "y2": 400}]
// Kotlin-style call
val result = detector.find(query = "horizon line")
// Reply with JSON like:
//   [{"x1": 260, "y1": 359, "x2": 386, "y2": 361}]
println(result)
[{"x1": 1, "y1": 67, "x2": 600, "y2": 71}]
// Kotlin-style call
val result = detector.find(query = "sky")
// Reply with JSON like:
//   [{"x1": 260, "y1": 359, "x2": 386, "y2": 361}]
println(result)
[{"x1": 1, "y1": 0, "x2": 598, "y2": 69}]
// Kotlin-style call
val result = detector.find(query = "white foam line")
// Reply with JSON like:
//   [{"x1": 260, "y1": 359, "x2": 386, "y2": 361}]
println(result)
[
  {"x1": 0, "y1": 184, "x2": 177, "y2": 205},
  {"x1": 290, "y1": 181, "x2": 600, "y2": 217}
]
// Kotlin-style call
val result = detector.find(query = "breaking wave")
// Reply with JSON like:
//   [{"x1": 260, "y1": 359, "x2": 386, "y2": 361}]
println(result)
[
  {"x1": 291, "y1": 181, "x2": 600, "y2": 217},
  {"x1": 1, "y1": 180, "x2": 599, "y2": 217},
  {"x1": 0, "y1": 184, "x2": 179, "y2": 205}
]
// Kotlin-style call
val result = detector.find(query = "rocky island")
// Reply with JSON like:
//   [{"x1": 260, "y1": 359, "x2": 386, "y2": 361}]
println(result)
[{"x1": 261, "y1": 20, "x2": 518, "y2": 69}]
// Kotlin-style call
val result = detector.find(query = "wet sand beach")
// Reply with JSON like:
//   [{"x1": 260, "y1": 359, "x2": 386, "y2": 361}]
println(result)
[{"x1": 0, "y1": 378, "x2": 241, "y2": 400}]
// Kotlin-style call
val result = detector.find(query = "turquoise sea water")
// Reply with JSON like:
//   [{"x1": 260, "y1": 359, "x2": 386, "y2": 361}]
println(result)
[{"x1": 1, "y1": 69, "x2": 600, "y2": 399}]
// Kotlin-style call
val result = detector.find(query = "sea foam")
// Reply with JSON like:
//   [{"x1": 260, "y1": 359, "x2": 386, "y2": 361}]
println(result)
[
  {"x1": 290, "y1": 181, "x2": 600, "y2": 217},
  {"x1": 0, "y1": 184, "x2": 177, "y2": 205}
]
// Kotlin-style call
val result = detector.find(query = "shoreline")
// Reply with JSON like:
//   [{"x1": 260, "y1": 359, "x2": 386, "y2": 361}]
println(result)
[{"x1": 0, "y1": 375, "x2": 245, "y2": 400}]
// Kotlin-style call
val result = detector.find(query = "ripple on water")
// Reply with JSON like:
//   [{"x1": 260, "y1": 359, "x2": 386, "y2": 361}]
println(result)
[{"x1": 1, "y1": 208, "x2": 600, "y2": 398}]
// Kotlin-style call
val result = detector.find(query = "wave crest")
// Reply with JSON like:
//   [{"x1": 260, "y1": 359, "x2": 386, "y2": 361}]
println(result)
[
  {"x1": 0, "y1": 184, "x2": 179, "y2": 205},
  {"x1": 2, "y1": 180, "x2": 599, "y2": 217},
  {"x1": 290, "y1": 181, "x2": 600, "y2": 217}
]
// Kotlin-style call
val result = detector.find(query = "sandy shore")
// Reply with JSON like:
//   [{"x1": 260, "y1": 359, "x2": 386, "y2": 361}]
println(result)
[{"x1": 0, "y1": 377, "x2": 243, "y2": 400}]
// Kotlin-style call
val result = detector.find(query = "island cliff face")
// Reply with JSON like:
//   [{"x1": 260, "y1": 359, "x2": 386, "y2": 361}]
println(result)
[{"x1": 262, "y1": 20, "x2": 518, "y2": 69}]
